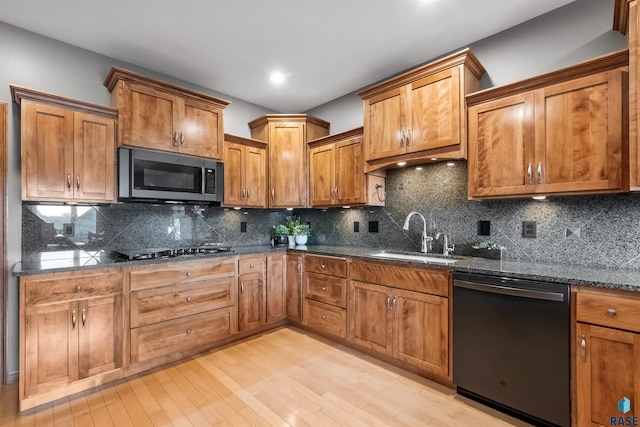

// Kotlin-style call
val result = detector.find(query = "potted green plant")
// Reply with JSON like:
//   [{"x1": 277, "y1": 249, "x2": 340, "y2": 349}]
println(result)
[
  {"x1": 284, "y1": 216, "x2": 300, "y2": 247},
  {"x1": 293, "y1": 223, "x2": 311, "y2": 245},
  {"x1": 273, "y1": 224, "x2": 289, "y2": 246}
]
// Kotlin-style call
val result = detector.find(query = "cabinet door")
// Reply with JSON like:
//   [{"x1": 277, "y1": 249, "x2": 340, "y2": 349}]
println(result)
[
  {"x1": 576, "y1": 323, "x2": 640, "y2": 427},
  {"x1": 363, "y1": 88, "x2": 407, "y2": 161},
  {"x1": 393, "y1": 289, "x2": 448, "y2": 378},
  {"x1": 78, "y1": 295, "x2": 121, "y2": 378},
  {"x1": 266, "y1": 254, "x2": 286, "y2": 323},
  {"x1": 73, "y1": 112, "x2": 116, "y2": 202},
  {"x1": 269, "y1": 122, "x2": 306, "y2": 207},
  {"x1": 335, "y1": 136, "x2": 364, "y2": 205},
  {"x1": 308, "y1": 144, "x2": 335, "y2": 206},
  {"x1": 468, "y1": 93, "x2": 536, "y2": 197},
  {"x1": 285, "y1": 254, "x2": 303, "y2": 322},
  {"x1": 24, "y1": 301, "x2": 79, "y2": 397},
  {"x1": 408, "y1": 67, "x2": 460, "y2": 153},
  {"x1": 223, "y1": 141, "x2": 245, "y2": 206},
  {"x1": 245, "y1": 145, "x2": 267, "y2": 207},
  {"x1": 536, "y1": 71, "x2": 624, "y2": 194},
  {"x1": 180, "y1": 98, "x2": 223, "y2": 159},
  {"x1": 238, "y1": 272, "x2": 265, "y2": 331},
  {"x1": 124, "y1": 82, "x2": 179, "y2": 152},
  {"x1": 348, "y1": 281, "x2": 393, "y2": 355},
  {"x1": 22, "y1": 101, "x2": 74, "y2": 201}
]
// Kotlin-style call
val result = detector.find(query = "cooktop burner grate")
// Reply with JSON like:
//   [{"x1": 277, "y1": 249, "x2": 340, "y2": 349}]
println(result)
[{"x1": 112, "y1": 244, "x2": 231, "y2": 261}]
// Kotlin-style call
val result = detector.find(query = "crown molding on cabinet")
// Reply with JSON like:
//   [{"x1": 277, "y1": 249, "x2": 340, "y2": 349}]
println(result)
[{"x1": 10, "y1": 85, "x2": 117, "y2": 118}]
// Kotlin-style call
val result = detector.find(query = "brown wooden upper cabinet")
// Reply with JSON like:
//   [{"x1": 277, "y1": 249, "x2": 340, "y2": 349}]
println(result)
[
  {"x1": 358, "y1": 49, "x2": 485, "y2": 172},
  {"x1": 104, "y1": 67, "x2": 229, "y2": 160},
  {"x1": 11, "y1": 86, "x2": 117, "y2": 203},
  {"x1": 308, "y1": 127, "x2": 385, "y2": 207},
  {"x1": 223, "y1": 134, "x2": 267, "y2": 208},
  {"x1": 249, "y1": 114, "x2": 330, "y2": 208},
  {"x1": 614, "y1": 0, "x2": 640, "y2": 190},
  {"x1": 467, "y1": 50, "x2": 629, "y2": 199}
]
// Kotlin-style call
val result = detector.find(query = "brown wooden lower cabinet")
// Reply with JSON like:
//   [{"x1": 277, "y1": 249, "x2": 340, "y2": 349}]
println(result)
[
  {"x1": 266, "y1": 253, "x2": 286, "y2": 323},
  {"x1": 575, "y1": 288, "x2": 640, "y2": 427},
  {"x1": 285, "y1": 253, "x2": 303, "y2": 321},
  {"x1": 303, "y1": 299, "x2": 346, "y2": 339},
  {"x1": 20, "y1": 269, "x2": 124, "y2": 411}
]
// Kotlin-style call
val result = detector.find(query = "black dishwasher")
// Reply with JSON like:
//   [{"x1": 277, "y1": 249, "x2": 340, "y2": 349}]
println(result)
[{"x1": 453, "y1": 272, "x2": 570, "y2": 427}]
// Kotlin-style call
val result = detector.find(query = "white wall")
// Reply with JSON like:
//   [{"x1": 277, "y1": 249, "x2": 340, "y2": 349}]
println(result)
[
  {"x1": 307, "y1": 0, "x2": 627, "y2": 133},
  {"x1": 0, "y1": 22, "x2": 274, "y2": 378}
]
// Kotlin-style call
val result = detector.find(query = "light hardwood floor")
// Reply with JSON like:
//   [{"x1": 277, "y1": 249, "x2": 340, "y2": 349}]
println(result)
[{"x1": 0, "y1": 327, "x2": 531, "y2": 426}]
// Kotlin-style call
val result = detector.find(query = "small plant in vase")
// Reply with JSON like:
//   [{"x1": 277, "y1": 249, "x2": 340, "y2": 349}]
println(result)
[
  {"x1": 273, "y1": 224, "x2": 289, "y2": 246},
  {"x1": 293, "y1": 223, "x2": 311, "y2": 245}
]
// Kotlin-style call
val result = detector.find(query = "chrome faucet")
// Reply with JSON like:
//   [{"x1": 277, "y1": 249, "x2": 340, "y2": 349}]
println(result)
[
  {"x1": 435, "y1": 232, "x2": 455, "y2": 256},
  {"x1": 402, "y1": 211, "x2": 432, "y2": 253}
]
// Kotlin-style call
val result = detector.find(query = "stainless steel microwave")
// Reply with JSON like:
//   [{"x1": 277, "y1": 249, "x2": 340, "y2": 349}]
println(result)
[{"x1": 118, "y1": 148, "x2": 224, "y2": 203}]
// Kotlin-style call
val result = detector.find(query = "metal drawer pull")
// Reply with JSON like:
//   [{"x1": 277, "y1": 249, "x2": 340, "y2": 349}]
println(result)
[
  {"x1": 392, "y1": 296, "x2": 397, "y2": 311},
  {"x1": 82, "y1": 307, "x2": 86, "y2": 326},
  {"x1": 321, "y1": 315, "x2": 326, "y2": 320},
  {"x1": 386, "y1": 296, "x2": 391, "y2": 311},
  {"x1": 321, "y1": 286, "x2": 326, "y2": 291},
  {"x1": 186, "y1": 271, "x2": 192, "y2": 277},
  {"x1": 580, "y1": 335, "x2": 586, "y2": 363},
  {"x1": 297, "y1": 263, "x2": 302, "y2": 274},
  {"x1": 186, "y1": 329, "x2": 192, "y2": 335},
  {"x1": 606, "y1": 308, "x2": 617, "y2": 317},
  {"x1": 240, "y1": 283, "x2": 244, "y2": 294},
  {"x1": 406, "y1": 129, "x2": 411, "y2": 147},
  {"x1": 186, "y1": 297, "x2": 192, "y2": 303},
  {"x1": 242, "y1": 188, "x2": 246, "y2": 199},
  {"x1": 400, "y1": 130, "x2": 406, "y2": 148},
  {"x1": 67, "y1": 174, "x2": 72, "y2": 189},
  {"x1": 76, "y1": 175, "x2": 81, "y2": 190},
  {"x1": 246, "y1": 189, "x2": 250, "y2": 199},
  {"x1": 180, "y1": 133, "x2": 184, "y2": 145},
  {"x1": 72, "y1": 310, "x2": 76, "y2": 329},
  {"x1": 173, "y1": 132, "x2": 179, "y2": 146},
  {"x1": 527, "y1": 163, "x2": 533, "y2": 185},
  {"x1": 271, "y1": 189, "x2": 275, "y2": 201}
]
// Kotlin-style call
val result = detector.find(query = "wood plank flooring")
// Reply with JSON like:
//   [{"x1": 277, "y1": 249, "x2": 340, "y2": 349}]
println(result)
[{"x1": 0, "y1": 327, "x2": 531, "y2": 426}]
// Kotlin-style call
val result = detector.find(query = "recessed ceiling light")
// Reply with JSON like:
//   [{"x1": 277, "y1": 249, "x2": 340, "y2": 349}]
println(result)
[
  {"x1": 397, "y1": 161, "x2": 407, "y2": 166},
  {"x1": 270, "y1": 72, "x2": 286, "y2": 84}
]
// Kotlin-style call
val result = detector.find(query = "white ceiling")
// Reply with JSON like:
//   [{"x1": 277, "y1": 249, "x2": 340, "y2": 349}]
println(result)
[{"x1": 1, "y1": 0, "x2": 576, "y2": 112}]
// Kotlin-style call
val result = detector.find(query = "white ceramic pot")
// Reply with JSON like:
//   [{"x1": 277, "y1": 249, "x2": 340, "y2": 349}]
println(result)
[
  {"x1": 288, "y1": 236, "x2": 296, "y2": 248},
  {"x1": 295, "y1": 235, "x2": 308, "y2": 245}
]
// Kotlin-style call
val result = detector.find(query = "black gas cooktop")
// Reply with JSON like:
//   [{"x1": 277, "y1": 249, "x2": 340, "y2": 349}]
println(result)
[{"x1": 112, "y1": 243, "x2": 231, "y2": 261}]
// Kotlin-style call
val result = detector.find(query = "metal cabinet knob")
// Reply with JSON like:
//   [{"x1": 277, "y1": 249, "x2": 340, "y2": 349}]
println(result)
[
  {"x1": 250, "y1": 263, "x2": 254, "y2": 268},
  {"x1": 606, "y1": 308, "x2": 617, "y2": 317},
  {"x1": 186, "y1": 297, "x2": 192, "y2": 303},
  {"x1": 186, "y1": 329, "x2": 192, "y2": 335},
  {"x1": 321, "y1": 315, "x2": 326, "y2": 320},
  {"x1": 75, "y1": 286, "x2": 82, "y2": 292},
  {"x1": 186, "y1": 272, "x2": 192, "y2": 277},
  {"x1": 321, "y1": 264, "x2": 326, "y2": 269},
  {"x1": 321, "y1": 286, "x2": 326, "y2": 291}
]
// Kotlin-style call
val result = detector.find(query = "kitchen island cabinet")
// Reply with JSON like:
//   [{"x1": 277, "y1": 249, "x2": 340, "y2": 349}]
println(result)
[
  {"x1": 105, "y1": 67, "x2": 229, "y2": 159},
  {"x1": 358, "y1": 48, "x2": 485, "y2": 171},
  {"x1": 467, "y1": 50, "x2": 629, "y2": 199},
  {"x1": 20, "y1": 268, "x2": 124, "y2": 411},
  {"x1": 249, "y1": 114, "x2": 330, "y2": 208},
  {"x1": 11, "y1": 85, "x2": 117, "y2": 203},
  {"x1": 348, "y1": 259, "x2": 450, "y2": 380}
]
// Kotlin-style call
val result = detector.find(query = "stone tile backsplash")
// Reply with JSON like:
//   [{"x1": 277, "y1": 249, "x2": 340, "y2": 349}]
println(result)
[
  {"x1": 296, "y1": 161, "x2": 640, "y2": 270},
  {"x1": 22, "y1": 160, "x2": 640, "y2": 270}
]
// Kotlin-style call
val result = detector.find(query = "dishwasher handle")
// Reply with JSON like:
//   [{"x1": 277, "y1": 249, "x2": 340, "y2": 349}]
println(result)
[{"x1": 454, "y1": 280, "x2": 566, "y2": 302}]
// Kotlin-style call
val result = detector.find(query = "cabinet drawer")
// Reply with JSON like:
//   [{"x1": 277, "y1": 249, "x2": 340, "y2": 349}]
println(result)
[
  {"x1": 129, "y1": 257, "x2": 235, "y2": 291},
  {"x1": 131, "y1": 277, "x2": 237, "y2": 328},
  {"x1": 304, "y1": 255, "x2": 346, "y2": 277},
  {"x1": 130, "y1": 307, "x2": 236, "y2": 364},
  {"x1": 23, "y1": 270, "x2": 123, "y2": 306},
  {"x1": 350, "y1": 260, "x2": 450, "y2": 297},
  {"x1": 576, "y1": 291, "x2": 640, "y2": 333},
  {"x1": 239, "y1": 256, "x2": 265, "y2": 275},
  {"x1": 303, "y1": 299, "x2": 346, "y2": 339},
  {"x1": 305, "y1": 273, "x2": 347, "y2": 308}
]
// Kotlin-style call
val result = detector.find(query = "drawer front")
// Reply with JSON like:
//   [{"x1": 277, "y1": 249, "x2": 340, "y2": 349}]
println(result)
[
  {"x1": 129, "y1": 257, "x2": 235, "y2": 291},
  {"x1": 131, "y1": 277, "x2": 237, "y2": 328},
  {"x1": 24, "y1": 270, "x2": 123, "y2": 305},
  {"x1": 303, "y1": 299, "x2": 346, "y2": 339},
  {"x1": 304, "y1": 255, "x2": 346, "y2": 277},
  {"x1": 305, "y1": 273, "x2": 347, "y2": 308},
  {"x1": 239, "y1": 256, "x2": 265, "y2": 275},
  {"x1": 350, "y1": 260, "x2": 450, "y2": 297},
  {"x1": 130, "y1": 307, "x2": 236, "y2": 364},
  {"x1": 576, "y1": 291, "x2": 640, "y2": 333}
]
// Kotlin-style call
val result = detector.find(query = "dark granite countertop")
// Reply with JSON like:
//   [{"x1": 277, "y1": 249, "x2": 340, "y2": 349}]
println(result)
[{"x1": 13, "y1": 244, "x2": 640, "y2": 292}]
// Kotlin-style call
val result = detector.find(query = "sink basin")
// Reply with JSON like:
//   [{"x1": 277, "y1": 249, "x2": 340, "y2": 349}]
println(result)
[{"x1": 370, "y1": 252, "x2": 460, "y2": 264}]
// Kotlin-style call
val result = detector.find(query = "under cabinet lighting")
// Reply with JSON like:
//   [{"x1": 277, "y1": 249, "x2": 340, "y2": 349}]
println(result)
[
  {"x1": 286, "y1": 207, "x2": 294, "y2": 211},
  {"x1": 233, "y1": 207, "x2": 242, "y2": 210},
  {"x1": 532, "y1": 196, "x2": 547, "y2": 200},
  {"x1": 431, "y1": 158, "x2": 438, "y2": 161},
  {"x1": 446, "y1": 162, "x2": 455, "y2": 167},
  {"x1": 343, "y1": 206, "x2": 351, "y2": 209},
  {"x1": 415, "y1": 167, "x2": 423, "y2": 171},
  {"x1": 397, "y1": 161, "x2": 407, "y2": 166}
]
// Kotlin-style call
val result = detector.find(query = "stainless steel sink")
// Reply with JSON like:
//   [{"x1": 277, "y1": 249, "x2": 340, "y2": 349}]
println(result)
[{"x1": 369, "y1": 252, "x2": 460, "y2": 264}]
